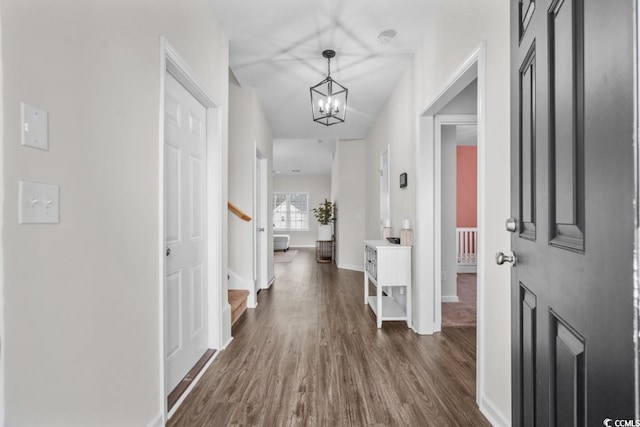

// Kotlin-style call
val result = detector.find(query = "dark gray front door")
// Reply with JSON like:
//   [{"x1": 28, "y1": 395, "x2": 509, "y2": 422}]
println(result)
[{"x1": 509, "y1": 0, "x2": 635, "y2": 425}]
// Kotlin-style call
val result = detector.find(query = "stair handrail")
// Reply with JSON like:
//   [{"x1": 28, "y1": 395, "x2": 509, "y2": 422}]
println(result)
[{"x1": 228, "y1": 202, "x2": 252, "y2": 222}]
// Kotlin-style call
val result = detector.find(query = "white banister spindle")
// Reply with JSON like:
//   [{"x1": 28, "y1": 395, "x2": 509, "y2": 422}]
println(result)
[{"x1": 456, "y1": 227, "x2": 477, "y2": 266}]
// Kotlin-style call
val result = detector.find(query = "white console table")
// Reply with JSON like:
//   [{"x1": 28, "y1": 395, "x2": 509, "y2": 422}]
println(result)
[{"x1": 363, "y1": 240, "x2": 412, "y2": 328}]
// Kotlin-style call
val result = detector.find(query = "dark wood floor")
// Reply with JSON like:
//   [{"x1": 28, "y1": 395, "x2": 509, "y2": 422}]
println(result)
[{"x1": 168, "y1": 248, "x2": 490, "y2": 426}]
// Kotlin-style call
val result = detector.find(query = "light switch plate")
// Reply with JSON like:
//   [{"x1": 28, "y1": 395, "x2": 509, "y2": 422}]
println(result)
[
  {"x1": 21, "y1": 103, "x2": 49, "y2": 150},
  {"x1": 19, "y1": 181, "x2": 60, "y2": 224}
]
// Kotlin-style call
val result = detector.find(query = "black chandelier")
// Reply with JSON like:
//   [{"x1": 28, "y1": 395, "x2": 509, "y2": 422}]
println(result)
[{"x1": 310, "y1": 50, "x2": 348, "y2": 126}]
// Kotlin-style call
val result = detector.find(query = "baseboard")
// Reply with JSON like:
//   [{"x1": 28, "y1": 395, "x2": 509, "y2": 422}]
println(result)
[
  {"x1": 457, "y1": 265, "x2": 477, "y2": 273},
  {"x1": 289, "y1": 244, "x2": 315, "y2": 248},
  {"x1": 222, "y1": 336, "x2": 233, "y2": 350},
  {"x1": 167, "y1": 350, "x2": 221, "y2": 420},
  {"x1": 263, "y1": 275, "x2": 276, "y2": 289},
  {"x1": 479, "y1": 395, "x2": 509, "y2": 427},
  {"x1": 337, "y1": 263, "x2": 364, "y2": 272},
  {"x1": 146, "y1": 412, "x2": 164, "y2": 427},
  {"x1": 221, "y1": 302, "x2": 232, "y2": 347},
  {"x1": 441, "y1": 295, "x2": 460, "y2": 303}
]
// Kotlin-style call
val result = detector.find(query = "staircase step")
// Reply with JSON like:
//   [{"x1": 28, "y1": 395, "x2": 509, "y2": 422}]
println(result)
[{"x1": 228, "y1": 290, "x2": 250, "y2": 325}]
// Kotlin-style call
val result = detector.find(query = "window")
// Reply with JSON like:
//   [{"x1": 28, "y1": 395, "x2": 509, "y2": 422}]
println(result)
[{"x1": 273, "y1": 192, "x2": 309, "y2": 231}]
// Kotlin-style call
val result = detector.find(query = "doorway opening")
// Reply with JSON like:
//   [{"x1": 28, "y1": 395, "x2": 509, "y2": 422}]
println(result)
[{"x1": 438, "y1": 117, "x2": 478, "y2": 329}]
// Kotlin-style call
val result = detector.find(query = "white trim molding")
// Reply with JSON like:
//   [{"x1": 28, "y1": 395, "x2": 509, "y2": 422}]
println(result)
[
  {"x1": 267, "y1": 275, "x2": 276, "y2": 288},
  {"x1": 479, "y1": 395, "x2": 510, "y2": 427},
  {"x1": 146, "y1": 413, "x2": 164, "y2": 427},
  {"x1": 167, "y1": 349, "x2": 221, "y2": 420}
]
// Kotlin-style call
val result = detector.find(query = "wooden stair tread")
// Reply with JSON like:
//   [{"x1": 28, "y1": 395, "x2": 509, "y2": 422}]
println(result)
[{"x1": 228, "y1": 290, "x2": 250, "y2": 325}]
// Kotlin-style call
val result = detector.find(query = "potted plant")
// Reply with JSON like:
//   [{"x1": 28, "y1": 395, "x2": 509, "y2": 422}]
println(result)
[{"x1": 312, "y1": 198, "x2": 335, "y2": 241}]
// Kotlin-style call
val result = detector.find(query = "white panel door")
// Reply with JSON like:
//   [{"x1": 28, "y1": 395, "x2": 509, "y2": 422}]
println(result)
[{"x1": 164, "y1": 71, "x2": 208, "y2": 393}]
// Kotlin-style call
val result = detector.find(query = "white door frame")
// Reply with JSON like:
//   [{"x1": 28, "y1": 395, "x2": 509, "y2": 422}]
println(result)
[
  {"x1": 158, "y1": 38, "x2": 224, "y2": 422},
  {"x1": 415, "y1": 41, "x2": 486, "y2": 405},
  {"x1": 253, "y1": 148, "x2": 268, "y2": 301}
]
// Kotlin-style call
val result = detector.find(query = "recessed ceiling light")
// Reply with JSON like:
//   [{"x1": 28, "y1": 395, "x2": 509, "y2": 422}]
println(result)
[
  {"x1": 291, "y1": 169, "x2": 301, "y2": 173},
  {"x1": 377, "y1": 29, "x2": 397, "y2": 45},
  {"x1": 273, "y1": 170, "x2": 281, "y2": 174}
]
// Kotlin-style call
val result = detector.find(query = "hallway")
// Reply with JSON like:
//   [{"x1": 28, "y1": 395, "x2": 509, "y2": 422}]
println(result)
[{"x1": 169, "y1": 249, "x2": 489, "y2": 426}]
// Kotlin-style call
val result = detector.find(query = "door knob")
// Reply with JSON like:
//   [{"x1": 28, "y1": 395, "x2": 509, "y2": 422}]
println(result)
[
  {"x1": 496, "y1": 251, "x2": 516, "y2": 266},
  {"x1": 166, "y1": 248, "x2": 171, "y2": 257}
]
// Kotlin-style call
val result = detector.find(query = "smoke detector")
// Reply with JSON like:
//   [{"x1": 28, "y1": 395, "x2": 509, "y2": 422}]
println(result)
[{"x1": 377, "y1": 29, "x2": 397, "y2": 45}]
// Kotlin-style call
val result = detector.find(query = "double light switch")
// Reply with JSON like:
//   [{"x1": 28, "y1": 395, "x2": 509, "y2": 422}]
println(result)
[{"x1": 19, "y1": 181, "x2": 60, "y2": 224}]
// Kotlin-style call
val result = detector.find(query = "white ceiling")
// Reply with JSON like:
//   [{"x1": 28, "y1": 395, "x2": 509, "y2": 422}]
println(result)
[{"x1": 210, "y1": 0, "x2": 436, "y2": 140}]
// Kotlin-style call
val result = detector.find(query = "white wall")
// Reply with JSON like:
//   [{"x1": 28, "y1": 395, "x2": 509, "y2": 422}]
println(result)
[
  {"x1": 441, "y1": 125, "x2": 458, "y2": 301},
  {"x1": 331, "y1": 139, "x2": 366, "y2": 271},
  {"x1": 273, "y1": 175, "x2": 331, "y2": 247},
  {"x1": 228, "y1": 81, "x2": 274, "y2": 300},
  {"x1": 1, "y1": 1, "x2": 229, "y2": 425},
  {"x1": 363, "y1": 0, "x2": 511, "y2": 424}
]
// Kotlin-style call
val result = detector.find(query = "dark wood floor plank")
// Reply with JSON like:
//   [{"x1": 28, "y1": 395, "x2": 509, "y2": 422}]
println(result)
[{"x1": 168, "y1": 248, "x2": 490, "y2": 426}]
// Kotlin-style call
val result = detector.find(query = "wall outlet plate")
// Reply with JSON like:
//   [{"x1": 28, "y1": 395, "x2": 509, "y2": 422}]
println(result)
[{"x1": 21, "y1": 103, "x2": 49, "y2": 150}]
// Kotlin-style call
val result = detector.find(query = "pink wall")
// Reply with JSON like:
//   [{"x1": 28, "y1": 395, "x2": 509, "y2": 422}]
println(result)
[{"x1": 456, "y1": 146, "x2": 477, "y2": 227}]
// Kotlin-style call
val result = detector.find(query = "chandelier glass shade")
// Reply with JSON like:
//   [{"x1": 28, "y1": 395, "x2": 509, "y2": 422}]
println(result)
[{"x1": 310, "y1": 50, "x2": 348, "y2": 126}]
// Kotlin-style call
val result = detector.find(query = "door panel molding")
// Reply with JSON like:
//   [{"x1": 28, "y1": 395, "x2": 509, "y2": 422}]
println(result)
[
  {"x1": 519, "y1": 284, "x2": 537, "y2": 427},
  {"x1": 520, "y1": 0, "x2": 536, "y2": 42},
  {"x1": 548, "y1": 0, "x2": 585, "y2": 252},
  {"x1": 550, "y1": 310, "x2": 585, "y2": 426},
  {"x1": 519, "y1": 42, "x2": 537, "y2": 241}
]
